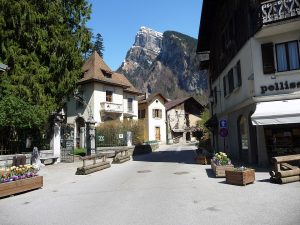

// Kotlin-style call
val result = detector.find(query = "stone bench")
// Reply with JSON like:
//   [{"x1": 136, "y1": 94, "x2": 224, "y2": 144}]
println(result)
[{"x1": 39, "y1": 150, "x2": 58, "y2": 165}]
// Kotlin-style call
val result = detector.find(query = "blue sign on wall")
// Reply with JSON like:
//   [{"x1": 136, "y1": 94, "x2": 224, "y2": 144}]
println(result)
[{"x1": 219, "y1": 119, "x2": 228, "y2": 128}]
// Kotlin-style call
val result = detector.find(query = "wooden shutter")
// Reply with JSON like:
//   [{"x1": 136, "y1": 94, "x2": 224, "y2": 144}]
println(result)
[
  {"x1": 152, "y1": 109, "x2": 155, "y2": 118},
  {"x1": 159, "y1": 109, "x2": 162, "y2": 118},
  {"x1": 228, "y1": 69, "x2": 234, "y2": 93},
  {"x1": 223, "y1": 76, "x2": 227, "y2": 97},
  {"x1": 261, "y1": 43, "x2": 275, "y2": 74},
  {"x1": 236, "y1": 61, "x2": 242, "y2": 87}
]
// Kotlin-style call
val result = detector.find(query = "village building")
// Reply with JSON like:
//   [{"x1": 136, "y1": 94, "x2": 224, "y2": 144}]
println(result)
[
  {"x1": 66, "y1": 51, "x2": 141, "y2": 148},
  {"x1": 166, "y1": 97, "x2": 204, "y2": 144},
  {"x1": 197, "y1": 0, "x2": 300, "y2": 165},
  {"x1": 138, "y1": 93, "x2": 167, "y2": 143}
]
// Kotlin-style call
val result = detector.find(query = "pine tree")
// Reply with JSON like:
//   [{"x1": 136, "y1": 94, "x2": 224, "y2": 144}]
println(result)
[
  {"x1": 0, "y1": 0, "x2": 92, "y2": 148},
  {"x1": 93, "y1": 33, "x2": 105, "y2": 57}
]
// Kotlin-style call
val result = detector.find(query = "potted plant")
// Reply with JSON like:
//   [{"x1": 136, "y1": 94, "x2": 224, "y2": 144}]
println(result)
[
  {"x1": 0, "y1": 164, "x2": 43, "y2": 198},
  {"x1": 211, "y1": 152, "x2": 234, "y2": 177},
  {"x1": 225, "y1": 166, "x2": 255, "y2": 186}
]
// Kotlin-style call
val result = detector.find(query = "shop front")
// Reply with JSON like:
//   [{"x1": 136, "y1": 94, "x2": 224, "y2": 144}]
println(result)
[{"x1": 251, "y1": 99, "x2": 300, "y2": 161}]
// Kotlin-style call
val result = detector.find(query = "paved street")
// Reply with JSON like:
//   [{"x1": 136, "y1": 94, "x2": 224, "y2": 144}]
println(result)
[{"x1": 1, "y1": 144, "x2": 300, "y2": 225}]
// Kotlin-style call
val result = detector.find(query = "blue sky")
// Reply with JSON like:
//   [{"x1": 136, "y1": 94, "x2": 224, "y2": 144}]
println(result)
[{"x1": 87, "y1": 0, "x2": 202, "y2": 70}]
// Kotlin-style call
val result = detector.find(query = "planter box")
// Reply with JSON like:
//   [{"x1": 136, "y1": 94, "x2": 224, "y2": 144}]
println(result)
[
  {"x1": 0, "y1": 176, "x2": 43, "y2": 198},
  {"x1": 225, "y1": 169, "x2": 255, "y2": 186},
  {"x1": 211, "y1": 160, "x2": 234, "y2": 177}
]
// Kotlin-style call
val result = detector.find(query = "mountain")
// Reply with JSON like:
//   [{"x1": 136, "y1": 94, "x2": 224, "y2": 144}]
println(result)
[{"x1": 117, "y1": 26, "x2": 208, "y2": 103}]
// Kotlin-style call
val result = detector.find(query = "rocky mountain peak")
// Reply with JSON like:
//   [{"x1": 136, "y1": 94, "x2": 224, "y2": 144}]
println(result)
[
  {"x1": 133, "y1": 26, "x2": 163, "y2": 54},
  {"x1": 118, "y1": 27, "x2": 208, "y2": 104}
]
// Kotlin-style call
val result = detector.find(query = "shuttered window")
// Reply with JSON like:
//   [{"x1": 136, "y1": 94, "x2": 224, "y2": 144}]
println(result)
[
  {"x1": 228, "y1": 69, "x2": 234, "y2": 93},
  {"x1": 223, "y1": 76, "x2": 227, "y2": 97},
  {"x1": 236, "y1": 61, "x2": 242, "y2": 87},
  {"x1": 153, "y1": 109, "x2": 162, "y2": 118},
  {"x1": 261, "y1": 43, "x2": 275, "y2": 74}
]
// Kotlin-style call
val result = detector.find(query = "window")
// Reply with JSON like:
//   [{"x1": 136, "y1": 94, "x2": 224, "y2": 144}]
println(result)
[
  {"x1": 262, "y1": 41, "x2": 300, "y2": 74},
  {"x1": 228, "y1": 69, "x2": 234, "y2": 93},
  {"x1": 275, "y1": 41, "x2": 300, "y2": 72},
  {"x1": 236, "y1": 61, "x2": 242, "y2": 87},
  {"x1": 138, "y1": 109, "x2": 145, "y2": 119},
  {"x1": 106, "y1": 90, "x2": 113, "y2": 102},
  {"x1": 128, "y1": 98, "x2": 133, "y2": 112},
  {"x1": 153, "y1": 109, "x2": 162, "y2": 119},
  {"x1": 103, "y1": 70, "x2": 112, "y2": 78}
]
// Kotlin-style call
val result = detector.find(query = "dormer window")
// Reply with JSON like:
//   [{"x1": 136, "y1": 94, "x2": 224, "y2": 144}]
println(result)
[{"x1": 102, "y1": 70, "x2": 112, "y2": 78}]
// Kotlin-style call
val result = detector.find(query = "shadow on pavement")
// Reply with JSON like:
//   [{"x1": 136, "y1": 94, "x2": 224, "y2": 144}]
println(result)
[
  {"x1": 205, "y1": 168, "x2": 216, "y2": 178},
  {"x1": 132, "y1": 149, "x2": 198, "y2": 164}
]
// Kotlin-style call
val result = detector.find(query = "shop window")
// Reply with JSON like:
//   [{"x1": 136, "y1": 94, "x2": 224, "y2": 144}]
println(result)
[{"x1": 238, "y1": 116, "x2": 249, "y2": 150}]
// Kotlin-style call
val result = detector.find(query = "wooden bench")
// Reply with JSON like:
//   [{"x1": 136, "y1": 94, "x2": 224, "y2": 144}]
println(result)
[
  {"x1": 112, "y1": 149, "x2": 130, "y2": 164},
  {"x1": 269, "y1": 154, "x2": 300, "y2": 184},
  {"x1": 76, "y1": 153, "x2": 111, "y2": 175}
]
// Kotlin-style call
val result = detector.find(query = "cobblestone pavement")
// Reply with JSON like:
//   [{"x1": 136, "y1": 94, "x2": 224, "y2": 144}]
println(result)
[{"x1": 0, "y1": 144, "x2": 299, "y2": 225}]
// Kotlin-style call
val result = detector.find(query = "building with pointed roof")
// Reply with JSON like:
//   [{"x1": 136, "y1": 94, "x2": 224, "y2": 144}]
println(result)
[
  {"x1": 66, "y1": 51, "x2": 141, "y2": 148},
  {"x1": 138, "y1": 93, "x2": 168, "y2": 143},
  {"x1": 166, "y1": 97, "x2": 204, "y2": 144}
]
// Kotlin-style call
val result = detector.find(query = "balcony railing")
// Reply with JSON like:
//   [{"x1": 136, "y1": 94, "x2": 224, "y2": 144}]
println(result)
[
  {"x1": 261, "y1": 0, "x2": 300, "y2": 25},
  {"x1": 100, "y1": 102, "x2": 123, "y2": 113}
]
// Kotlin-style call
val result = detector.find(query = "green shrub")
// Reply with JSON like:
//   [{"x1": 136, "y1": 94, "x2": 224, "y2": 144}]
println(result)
[{"x1": 74, "y1": 148, "x2": 86, "y2": 156}]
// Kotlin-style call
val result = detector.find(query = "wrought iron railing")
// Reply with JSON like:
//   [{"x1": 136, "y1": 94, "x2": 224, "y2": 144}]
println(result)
[
  {"x1": 261, "y1": 0, "x2": 300, "y2": 25},
  {"x1": 100, "y1": 102, "x2": 123, "y2": 113}
]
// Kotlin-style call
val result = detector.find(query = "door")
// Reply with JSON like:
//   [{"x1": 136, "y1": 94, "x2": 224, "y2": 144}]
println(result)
[{"x1": 155, "y1": 127, "x2": 160, "y2": 141}]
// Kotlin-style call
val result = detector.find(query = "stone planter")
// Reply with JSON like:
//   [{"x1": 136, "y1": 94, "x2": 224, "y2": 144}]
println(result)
[
  {"x1": 0, "y1": 176, "x2": 43, "y2": 198},
  {"x1": 211, "y1": 160, "x2": 234, "y2": 177},
  {"x1": 225, "y1": 169, "x2": 255, "y2": 186}
]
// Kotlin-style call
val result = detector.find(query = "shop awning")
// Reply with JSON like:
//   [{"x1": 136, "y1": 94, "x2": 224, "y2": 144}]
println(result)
[{"x1": 251, "y1": 99, "x2": 300, "y2": 125}]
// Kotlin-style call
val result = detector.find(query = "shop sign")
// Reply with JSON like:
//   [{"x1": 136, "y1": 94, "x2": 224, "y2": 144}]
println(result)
[{"x1": 261, "y1": 81, "x2": 300, "y2": 94}]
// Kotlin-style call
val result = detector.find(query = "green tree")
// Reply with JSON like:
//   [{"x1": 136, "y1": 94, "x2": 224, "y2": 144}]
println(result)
[
  {"x1": 92, "y1": 33, "x2": 104, "y2": 57},
  {"x1": 0, "y1": 0, "x2": 92, "y2": 150}
]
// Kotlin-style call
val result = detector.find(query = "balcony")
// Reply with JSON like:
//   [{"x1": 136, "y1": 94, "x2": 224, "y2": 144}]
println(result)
[
  {"x1": 100, "y1": 102, "x2": 123, "y2": 113},
  {"x1": 261, "y1": 0, "x2": 300, "y2": 25}
]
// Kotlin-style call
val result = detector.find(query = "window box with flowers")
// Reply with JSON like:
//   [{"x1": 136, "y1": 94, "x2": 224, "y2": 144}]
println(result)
[
  {"x1": 211, "y1": 152, "x2": 234, "y2": 177},
  {"x1": 0, "y1": 164, "x2": 43, "y2": 198},
  {"x1": 225, "y1": 167, "x2": 255, "y2": 186}
]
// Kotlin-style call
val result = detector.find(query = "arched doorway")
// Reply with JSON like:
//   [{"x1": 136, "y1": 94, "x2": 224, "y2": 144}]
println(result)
[{"x1": 75, "y1": 117, "x2": 85, "y2": 148}]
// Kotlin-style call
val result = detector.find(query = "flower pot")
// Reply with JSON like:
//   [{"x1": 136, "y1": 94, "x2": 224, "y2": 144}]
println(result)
[
  {"x1": 211, "y1": 160, "x2": 234, "y2": 177},
  {"x1": 225, "y1": 169, "x2": 255, "y2": 186},
  {"x1": 0, "y1": 176, "x2": 43, "y2": 198}
]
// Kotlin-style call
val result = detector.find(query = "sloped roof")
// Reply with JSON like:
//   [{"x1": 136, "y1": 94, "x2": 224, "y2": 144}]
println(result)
[
  {"x1": 165, "y1": 96, "x2": 203, "y2": 110},
  {"x1": 138, "y1": 93, "x2": 168, "y2": 104},
  {"x1": 0, "y1": 63, "x2": 9, "y2": 71},
  {"x1": 78, "y1": 51, "x2": 141, "y2": 94}
]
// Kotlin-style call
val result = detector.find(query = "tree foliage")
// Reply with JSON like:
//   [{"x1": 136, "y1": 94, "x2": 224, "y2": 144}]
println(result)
[
  {"x1": 93, "y1": 33, "x2": 104, "y2": 57},
  {"x1": 0, "y1": 0, "x2": 92, "y2": 114},
  {"x1": 0, "y1": 0, "x2": 92, "y2": 149}
]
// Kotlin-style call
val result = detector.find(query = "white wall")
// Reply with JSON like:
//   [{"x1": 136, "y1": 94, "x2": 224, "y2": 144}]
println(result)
[
  {"x1": 147, "y1": 97, "x2": 166, "y2": 143},
  {"x1": 123, "y1": 92, "x2": 139, "y2": 120},
  {"x1": 252, "y1": 30, "x2": 300, "y2": 97},
  {"x1": 211, "y1": 40, "x2": 255, "y2": 116}
]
